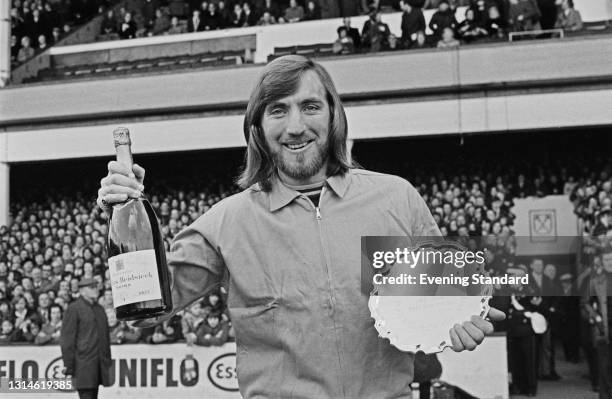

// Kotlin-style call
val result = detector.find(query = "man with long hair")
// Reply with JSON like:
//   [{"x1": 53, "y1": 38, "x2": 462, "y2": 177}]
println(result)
[{"x1": 97, "y1": 55, "x2": 503, "y2": 398}]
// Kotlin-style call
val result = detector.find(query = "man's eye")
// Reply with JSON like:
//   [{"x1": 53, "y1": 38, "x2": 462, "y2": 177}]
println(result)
[
  {"x1": 304, "y1": 104, "x2": 320, "y2": 112},
  {"x1": 269, "y1": 108, "x2": 285, "y2": 116}
]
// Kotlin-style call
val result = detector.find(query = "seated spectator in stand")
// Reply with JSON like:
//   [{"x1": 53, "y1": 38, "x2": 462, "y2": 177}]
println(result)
[
  {"x1": 182, "y1": 300, "x2": 207, "y2": 345},
  {"x1": 485, "y1": 5, "x2": 504, "y2": 38},
  {"x1": 12, "y1": 296, "x2": 35, "y2": 331},
  {"x1": 187, "y1": 9, "x2": 204, "y2": 32},
  {"x1": 167, "y1": 16, "x2": 186, "y2": 34},
  {"x1": 25, "y1": 9, "x2": 48, "y2": 45},
  {"x1": 537, "y1": 0, "x2": 557, "y2": 30},
  {"x1": 34, "y1": 292, "x2": 52, "y2": 325},
  {"x1": 284, "y1": 0, "x2": 305, "y2": 22},
  {"x1": 437, "y1": 26, "x2": 460, "y2": 48},
  {"x1": 10, "y1": 35, "x2": 19, "y2": 64},
  {"x1": 507, "y1": 0, "x2": 541, "y2": 32},
  {"x1": 333, "y1": 26, "x2": 355, "y2": 54},
  {"x1": 361, "y1": 11, "x2": 390, "y2": 52},
  {"x1": 14, "y1": 318, "x2": 41, "y2": 343},
  {"x1": 340, "y1": 17, "x2": 361, "y2": 49},
  {"x1": 142, "y1": 314, "x2": 182, "y2": 344},
  {"x1": 231, "y1": 4, "x2": 246, "y2": 27},
  {"x1": 17, "y1": 36, "x2": 35, "y2": 63},
  {"x1": 106, "y1": 308, "x2": 141, "y2": 344},
  {"x1": 119, "y1": 12, "x2": 138, "y2": 39},
  {"x1": 428, "y1": 0, "x2": 457, "y2": 41},
  {"x1": 0, "y1": 320, "x2": 19, "y2": 343},
  {"x1": 152, "y1": 8, "x2": 171, "y2": 34},
  {"x1": 258, "y1": 11, "x2": 277, "y2": 25},
  {"x1": 37, "y1": 35, "x2": 48, "y2": 51},
  {"x1": 304, "y1": 0, "x2": 321, "y2": 20},
  {"x1": 0, "y1": 300, "x2": 11, "y2": 322},
  {"x1": 98, "y1": 288, "x2": 113, "y2": 309},
  {"x1": 35, "y1": 304, "x2": 62, "y2": 345},
  {"x1": 555, "y1": 0, "x2": 582, "y2": 31},
  {"x1": 204, "y1": 3, "x2": 221, "y2": 30},
  {"x1": 196, "y1": 312, "x2": 230, "y2": 346},
  {"x1": 100, "y1": 9, "x2": 118, "y2": 35},
  {"x1": 243, "y1": 3, "x2": 259, "y2": 26},
  {"x1": 457, "y1": 8, "x2": 488, "y2": 42},
  {"x1": 400, "y1": 0, "x2": 425, "y2": 48},
  {"x1": 258, "y1": 0, "x2": 281, "y2": 19},
  {"x1": 216, "y1": 1, "x2": 231, "y2": 28}
]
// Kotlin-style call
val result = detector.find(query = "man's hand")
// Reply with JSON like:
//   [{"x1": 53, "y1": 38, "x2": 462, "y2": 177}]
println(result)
[
  {"x1": 96, "y1": 161, "x2": 146, "y2": 210},
  {"x1": 449, "y1": 307, "x2": 505, "y2": 352}
]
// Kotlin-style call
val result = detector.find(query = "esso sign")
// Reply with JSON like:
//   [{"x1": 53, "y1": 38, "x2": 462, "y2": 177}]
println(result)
[{"x1": 207, "y1": 353, "x2": 238, "y2": 392}]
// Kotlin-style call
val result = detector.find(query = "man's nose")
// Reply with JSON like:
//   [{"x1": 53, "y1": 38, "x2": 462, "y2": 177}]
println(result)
[{"x1": 285, "y1": 108, "x2": 305, "y2": 135}]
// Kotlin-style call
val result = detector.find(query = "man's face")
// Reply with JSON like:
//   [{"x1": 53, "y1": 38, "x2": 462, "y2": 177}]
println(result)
[
  {"x1": 261, "y1": 70, "x2": 330, "y2": 186},
  {"x1": 531, "y1": 259, "x2": 544, "y2": 274}
]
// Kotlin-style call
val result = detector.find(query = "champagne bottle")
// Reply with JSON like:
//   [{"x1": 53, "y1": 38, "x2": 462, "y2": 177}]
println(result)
[{"x1": 107, "y1": 127, "x2": 172, "y2": 320}]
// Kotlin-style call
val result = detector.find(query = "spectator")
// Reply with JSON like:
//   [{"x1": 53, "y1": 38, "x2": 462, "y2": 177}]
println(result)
[
  {"x1": 100, "y1": 9, "x2": 118, "y2": 35},
  {"x1": 484, "y1": 5, "x2": 504, "y2": 38},
  {"x1": 0, "y1": 319, "x2": 19, "y2": 343},
  {"x1": 182, "y1": 300, "x2": 207, "y2": 345},
  {"x1": 35, "y1": 292, "x2": 52, "y2": 325},
  {"x1": 17, "y1": 36, "x2": 35, "y2": 63},
  {"x1": 143, "y1": 315, "x2": 182, "y2": 343},
  {"x1": 203, "y1": 3, "x2": 220, "y2": 30},
  {"x1": 216, "y1": 1, "x2": 231, "y2": 28},
  {"x1": 231, "y1": 4, "x2": 246, "y2": 27},
  {"x1": 304, "y1": 0, "x2": 321, "y2": 20},
  {"x1": 361, "y1": 11, "x2": 390, "y2": 52},
  {"x1": 284, "y1": 0, "x2": 305, "y2": 22},
  {"x1": 333, "y1": 26, "x2": 355, "y2": 54},
  {"x1": 24, "y1": 8, "x2": 48, "y2": 44},
  {"x1": 555, "y1": 0, "x2": 582, "y2": 31},
  {"x1": 150, "y1": 9, "x2": 170, "y2": 34},
  {"x1": 35, "y1": 304, "x2": 63, "y2": 345},
  {"x1": 119, "y1": 12, "x2": 138, "y2": 39},
  {"x1": 340, "y1": 17, "x2": 361, "y2": 49},
  {"x1": 10, "y1": 35, "x2": 20, "y2": 65},
  {"x1": 167, "y1": 16, "x2": 186, "y2": 34},
  {"x1": 428, "y1": 0, "x2": 457, "y2": 40},
  {"x1": 508, "y1": 0, "x2": 541, "y2": 32},
  {"x1": 14, "y1": 318, "x2": 42, "y2": 343},
  {"x1": 106, "y1": 308, "x2": 140, "y2": 344},
  {"x1": 12, "y1": 296, "x2": 35, "y2": 331},
  {"x1": 188, "y1": 9, "x2": 204, "y2": 32},
  {"x1": 196, "y1": 312, "x2": 230, "y2": 346},
  {"x1": 457, "y1": 8, "x2": 488, "y2": 42},
  {"x1": 258, "y1": 0, "x2": 281, "y2": 19},
  {"x1": 400, "y1": 0, "x2": 426, "y2": 48},
  {"x1": 258, "y1": 11, "x2": 277, "y2": 25},
  {"x1": 243, "y1": 2, "x2": 259, "y2": 26}
]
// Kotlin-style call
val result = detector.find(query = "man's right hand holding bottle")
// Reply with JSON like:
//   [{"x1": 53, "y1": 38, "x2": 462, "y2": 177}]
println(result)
[{"x1": 97, "y1": 161, "x2": 146, "y2": 210}]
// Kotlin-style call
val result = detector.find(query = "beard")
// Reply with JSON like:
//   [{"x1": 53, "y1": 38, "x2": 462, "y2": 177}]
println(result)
[{"x1": 270, "y1": 140, "x2": 329, "y2": 182}]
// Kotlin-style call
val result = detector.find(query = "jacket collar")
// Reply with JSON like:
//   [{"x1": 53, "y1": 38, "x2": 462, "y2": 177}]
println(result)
[{"x1": 267, "y1": 170, "x2": 352, "y2": 212}]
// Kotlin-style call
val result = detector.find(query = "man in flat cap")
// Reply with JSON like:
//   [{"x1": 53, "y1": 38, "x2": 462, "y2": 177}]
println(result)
[{"x1": 60, "y1": 278, "x2": 112, "y2": 399}]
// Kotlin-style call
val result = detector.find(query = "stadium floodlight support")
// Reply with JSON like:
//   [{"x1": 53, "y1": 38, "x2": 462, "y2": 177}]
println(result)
[{"x1": 0, "y1": 0, "x2": 10, "y2": 87}]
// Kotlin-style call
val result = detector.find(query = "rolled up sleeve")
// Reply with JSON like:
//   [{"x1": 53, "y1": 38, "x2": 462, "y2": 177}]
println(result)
[{"x1": 167, "y1": 226, "x2": 225, "y2": 317}]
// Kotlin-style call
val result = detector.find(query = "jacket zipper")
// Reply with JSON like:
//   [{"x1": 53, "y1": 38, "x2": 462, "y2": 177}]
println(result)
[{"x1": 305, "y1": 187, "x2": 345, "y2": 397}]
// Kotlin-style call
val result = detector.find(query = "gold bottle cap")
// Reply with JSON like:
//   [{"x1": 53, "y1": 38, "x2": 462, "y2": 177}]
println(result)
[{"x1": 113, "y1": 127, "x2": 131, "y2": 147}]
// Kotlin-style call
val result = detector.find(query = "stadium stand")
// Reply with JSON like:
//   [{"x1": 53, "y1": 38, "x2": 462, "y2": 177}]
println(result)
[{"x1": 11, "y1": 0, "x2": 612, "y2": 84}]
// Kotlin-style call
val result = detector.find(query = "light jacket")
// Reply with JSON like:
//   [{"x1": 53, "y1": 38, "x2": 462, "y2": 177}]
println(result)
[{"x1": 167, "y1": 169, "x2": 441, "y2": 399}]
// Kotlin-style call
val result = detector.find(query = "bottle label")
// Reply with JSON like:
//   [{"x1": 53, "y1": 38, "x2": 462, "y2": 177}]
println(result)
[{"x1": 108, "y1": 249, "x2": 162, "y2": 307}]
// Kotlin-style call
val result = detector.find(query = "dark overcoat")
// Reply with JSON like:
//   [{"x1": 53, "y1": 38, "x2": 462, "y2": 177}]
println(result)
[{"x1": 60, "y1": 297, "x2": 112, "y2": 389}]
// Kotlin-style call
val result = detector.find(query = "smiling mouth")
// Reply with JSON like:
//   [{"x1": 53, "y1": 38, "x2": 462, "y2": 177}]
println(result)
[{"x1": 283, "y1": 141, "x2": 313, "y2": 151}]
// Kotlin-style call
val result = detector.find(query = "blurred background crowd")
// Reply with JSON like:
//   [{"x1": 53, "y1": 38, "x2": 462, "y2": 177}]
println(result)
[{"x1": 10, "y1": 0, "x2": 586, "y2": 66}]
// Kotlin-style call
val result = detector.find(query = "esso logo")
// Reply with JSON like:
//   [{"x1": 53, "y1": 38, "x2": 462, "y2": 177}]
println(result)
[
  {"x1": 207, "y1": 353, "x2": 238, "y2": 392},
  {"x1": 45, "y1": 357, "x2": 75, "y2": 391}
]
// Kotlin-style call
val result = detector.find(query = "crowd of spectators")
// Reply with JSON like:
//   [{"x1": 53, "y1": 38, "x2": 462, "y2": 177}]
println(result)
[
  {"x1": 10, "y1": 0, "x2": 118, "y2": 67},
  {"x1": 333, "y1": 0, "x2": 583, "y2": 54}
]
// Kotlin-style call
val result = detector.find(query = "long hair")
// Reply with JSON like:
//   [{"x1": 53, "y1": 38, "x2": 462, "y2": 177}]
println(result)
[{"x1": 237, "y1": 55, "x2": 355, "y2": 191}]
